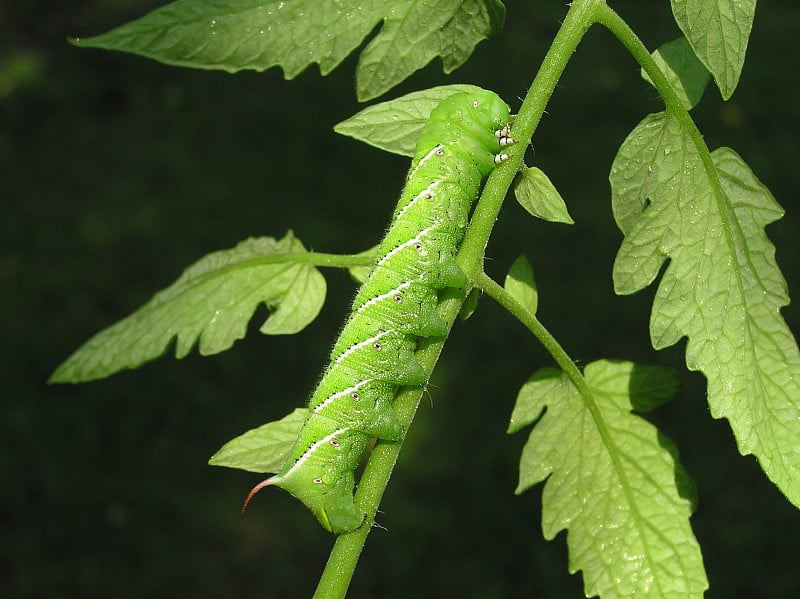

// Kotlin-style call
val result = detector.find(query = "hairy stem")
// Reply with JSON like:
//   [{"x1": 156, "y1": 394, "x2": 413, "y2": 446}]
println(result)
[
  {"x1": 456, "y1": 0, "x2": 601, "y2": 278},
  {"x1": 593, "y1": 4, "x2": 688, "y2": 118},
  {"x1": 314, "y1": 1, "x2": 607, "y2": 597},
  {"x1": 313, "y1": 291, "x2": 465, "y2": 599}
]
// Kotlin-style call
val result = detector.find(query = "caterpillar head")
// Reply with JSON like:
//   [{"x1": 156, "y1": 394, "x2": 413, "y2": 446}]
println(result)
[{"x1": 466, "y1": 89, "x2": 512, "y2": 131}]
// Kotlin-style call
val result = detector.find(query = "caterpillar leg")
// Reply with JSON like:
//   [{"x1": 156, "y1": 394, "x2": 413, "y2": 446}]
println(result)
[
  {"x1": 248, "y1": 91, "x2": 517, "y2": 534},
  {"x1": 494, "y1": 124, "x2": 517, "y2": 163},
  {"x1": 315, "y1": 472, "x2": 364, "y2": 533},
  {"x1": 495, "y1": 124, "x2": 517, "y2": 146}
]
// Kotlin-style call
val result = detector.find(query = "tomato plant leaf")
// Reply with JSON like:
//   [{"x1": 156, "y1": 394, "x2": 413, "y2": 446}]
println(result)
[
  {"x1": 71, "y1": 0, "x2": 384, "y2": 78},
  {"x1": 509, "y1": 360, "x2": 706, "y2": 598},
  {"x1": 504, "y1": 255, "x2": 538, "y2": 315},
  {"x1": 209, "y1": 408, "x2": 308, "y2": 473},
  {"x1": 611, "y1": 111, "x2": 800, "y2": 507},
  {"x1": 513, "y1": 165, "x2": 574, "y2": 224},
  {"x1": 347, "y1": 246, "x2": 379, "y2": 284},
  {"x1": 642, "y1": 37, "x2": 711, "y2": 110},
  {"x1": 334, "y1": 84, "x2": 488, "y2": 157},
  {"x1": 670, "y1": 0, "x2": 755, "y2": 99},
  {"x1": 50, "y1": 233, "x2": 326, "y2": 383},
  {"x1": 356, "y1": 0, "x2": 505, "y2": 100},
  {"x1": 70, "y1": 0, "x2": 505, "y2": 101}
]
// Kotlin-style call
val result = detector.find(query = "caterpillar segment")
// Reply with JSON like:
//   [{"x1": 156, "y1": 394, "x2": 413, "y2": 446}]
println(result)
[
  {"x1": 244, "y1": 90, "x2": 515, "y2": 533},
  {"x1": 310, "y1": 378, "x2": 402, "y2": 441}
]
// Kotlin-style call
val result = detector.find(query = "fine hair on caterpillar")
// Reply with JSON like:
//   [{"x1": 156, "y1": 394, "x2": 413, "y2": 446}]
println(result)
[{"x1": 244, "y1": 90, "x2": 516, "y2": 534}]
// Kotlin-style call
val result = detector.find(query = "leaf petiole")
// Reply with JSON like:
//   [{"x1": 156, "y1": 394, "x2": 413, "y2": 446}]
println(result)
[{"x1": 474, "y1": 271, "x2": 594, "y2": 406}]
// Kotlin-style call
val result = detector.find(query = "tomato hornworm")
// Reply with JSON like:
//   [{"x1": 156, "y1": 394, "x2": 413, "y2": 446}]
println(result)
[{"x1": 244, "y1": 90, "x2": 515, "y2": 533}]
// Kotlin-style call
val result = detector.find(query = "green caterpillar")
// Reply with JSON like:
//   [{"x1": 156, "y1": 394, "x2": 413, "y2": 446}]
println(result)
[{"x1": 244, "y1": 90, "x2": 515, "y2": 533}]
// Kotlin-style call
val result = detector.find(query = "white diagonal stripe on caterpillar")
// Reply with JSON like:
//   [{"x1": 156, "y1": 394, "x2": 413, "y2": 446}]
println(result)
[
  {"x1": 377, "y1": 225, "x2": 438, "y2": 266},
  {"x1": 395, "y1": 179, "x2": 442, "y2": 222},
  {"x1": 407, "y1": 144, "x2": 444, "y2": 181},
  {"x1": 279, "y1": 428, "x2": 350, "y2": 480},
  {"x1": 356, "y1": 281, "x2": 413, "y2": 314},
  {"x1": 333, "y1": 330, "x2": 393, "y2": 365},
  {"x1": 313, "y1": 379, "x2": 376, "y2": 413}
]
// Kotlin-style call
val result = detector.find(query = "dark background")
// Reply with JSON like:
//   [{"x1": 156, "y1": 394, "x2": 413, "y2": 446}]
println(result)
[{"x1": 2, "y1": 1, "x2": 799, "y2": 597}]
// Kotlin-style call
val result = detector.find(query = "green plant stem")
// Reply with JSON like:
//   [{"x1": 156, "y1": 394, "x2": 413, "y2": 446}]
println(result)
[
  {"x1": 456, "y1": 0, "x2": 601, "y2": 278},
  {"x1": 593, "y1": 5, "x2": 700, "y2": 140},
  {"x1": 474, "y1": 272, "x2": 596, "y2": 413},
  {"x1": 313, "y1": 2, "x2": 607, "y2": 597},
  {"x1": 312, "y1": 291, "x2": 465, "y2": 599}
]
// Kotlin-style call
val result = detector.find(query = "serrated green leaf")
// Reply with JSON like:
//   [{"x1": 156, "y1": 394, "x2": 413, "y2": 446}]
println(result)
[
  {"x1": 50, "y1": 233, "x2": 326, "y2": 383},
  {"x1": 642, "y1": 37, "x2": 711, "y2": 110},
  {"x1": 504, "y1": 255, "x2": 538, "y2": 315},
  {"x1": 71, "y1": 0, "x2": 505, "y2": 101},
  {"x1": 334, "y1": 84, "x2": 488, "y2": 157},
  {"x1": 507, "y1": 367, "x2": 563, "y2": 434},
  {"x1": 611, "y1": 112, "x2": 800, "y2": 507},
  {"x1": 72, "y1": 0, "x2": 380, "y2": 76},
  {"x1": 671, "y1": 0, "x2": 755, "y2": 99},
  {"x1": 510, "y1": 360, "x2": 706, "y2": 598},
  {"x1": 209, "y1": 408, "x2": 308, "y2": 473},
  {"x1": 355, "y1": 0, "x2": 505, "y2": 100},
  {"x1": 513, "y1": 166, "x2": 574, "y2": 224}
]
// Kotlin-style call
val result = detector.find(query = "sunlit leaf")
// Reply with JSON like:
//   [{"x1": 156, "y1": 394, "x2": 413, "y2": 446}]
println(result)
[
  {"x1": 71, "y1": 0, "x2": 505, "y2": 101},
  {"x1": 504, "y1": 255, "x2": 538, "y2": 315},
  {"x1": 671, "y1": 0, "x2": 755, "y2": 99},
  {"x1": 611, "y1": 111, "x2": 800, "y2": 507},
  {"x1": 347, "y1": 245, "x2": 379, "y2": 284},
  {"x1": 51, "y1": 232, "x2": 326, "y2": 383},
  {"x1": 513, "y1": 165, "x2": 574, "y2": 224},
  {"x1": 209, "y1": 408, "x2": 308, "y2": 473},
  {"x1": 355, "y1": 0, "x2": 505, "y2": 100},
  {"x1": 509, "y1": 360, "x2": 706, "y2": 598},
  {"x1": 334, "y1": 84, "x2": 487, "y2": 156},
  {"x1": 642, "y1": 37, "x2": 711, "y2": 110}
]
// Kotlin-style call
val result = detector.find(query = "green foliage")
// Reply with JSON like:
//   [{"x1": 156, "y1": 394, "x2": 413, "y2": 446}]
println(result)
[
  {"x1": 504, "y1": 255, "x2": 538, "y2": 315},
  {"x1": 209, "y1": 408, "x2": 307, "y2": 473},
  {"x1": 642, "y1": 38, "x2": 711, "y2": 110},
  {"x1": 50, "y1": 233, "x2": 326, "y2": 383},
  {"x1": 513, "y1": 165, "x2": 574, "y2": 224},
  {"x1": 333, "y1": 84, "x2": 488, "y2": 156},
  {"x1": 0, "y1": 51, "x2": 45, "y2": 98},
  {"x1": 611, "y1": 114, "x2": 800, "y2": 506},
  {"x1": 670, "y1": 0, "x2": 755, "y2": 99},
  {"x1": 70, "y1": 0, "x2": 505, "y2": 101},
  {"x1": 508, "y1": 360, "x2": 705, "y2": 597},
  {"x1": 346, "y1": 246, "x2": 379, "y2": 284},
  {"x1": 56, "y1": 0, "x2": 800, "y2": 597}
]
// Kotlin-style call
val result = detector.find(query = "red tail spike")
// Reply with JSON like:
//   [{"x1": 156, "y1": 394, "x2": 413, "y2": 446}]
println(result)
[{"x1": 241, "y1": 477, "x2": 274, "y2": 514}]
